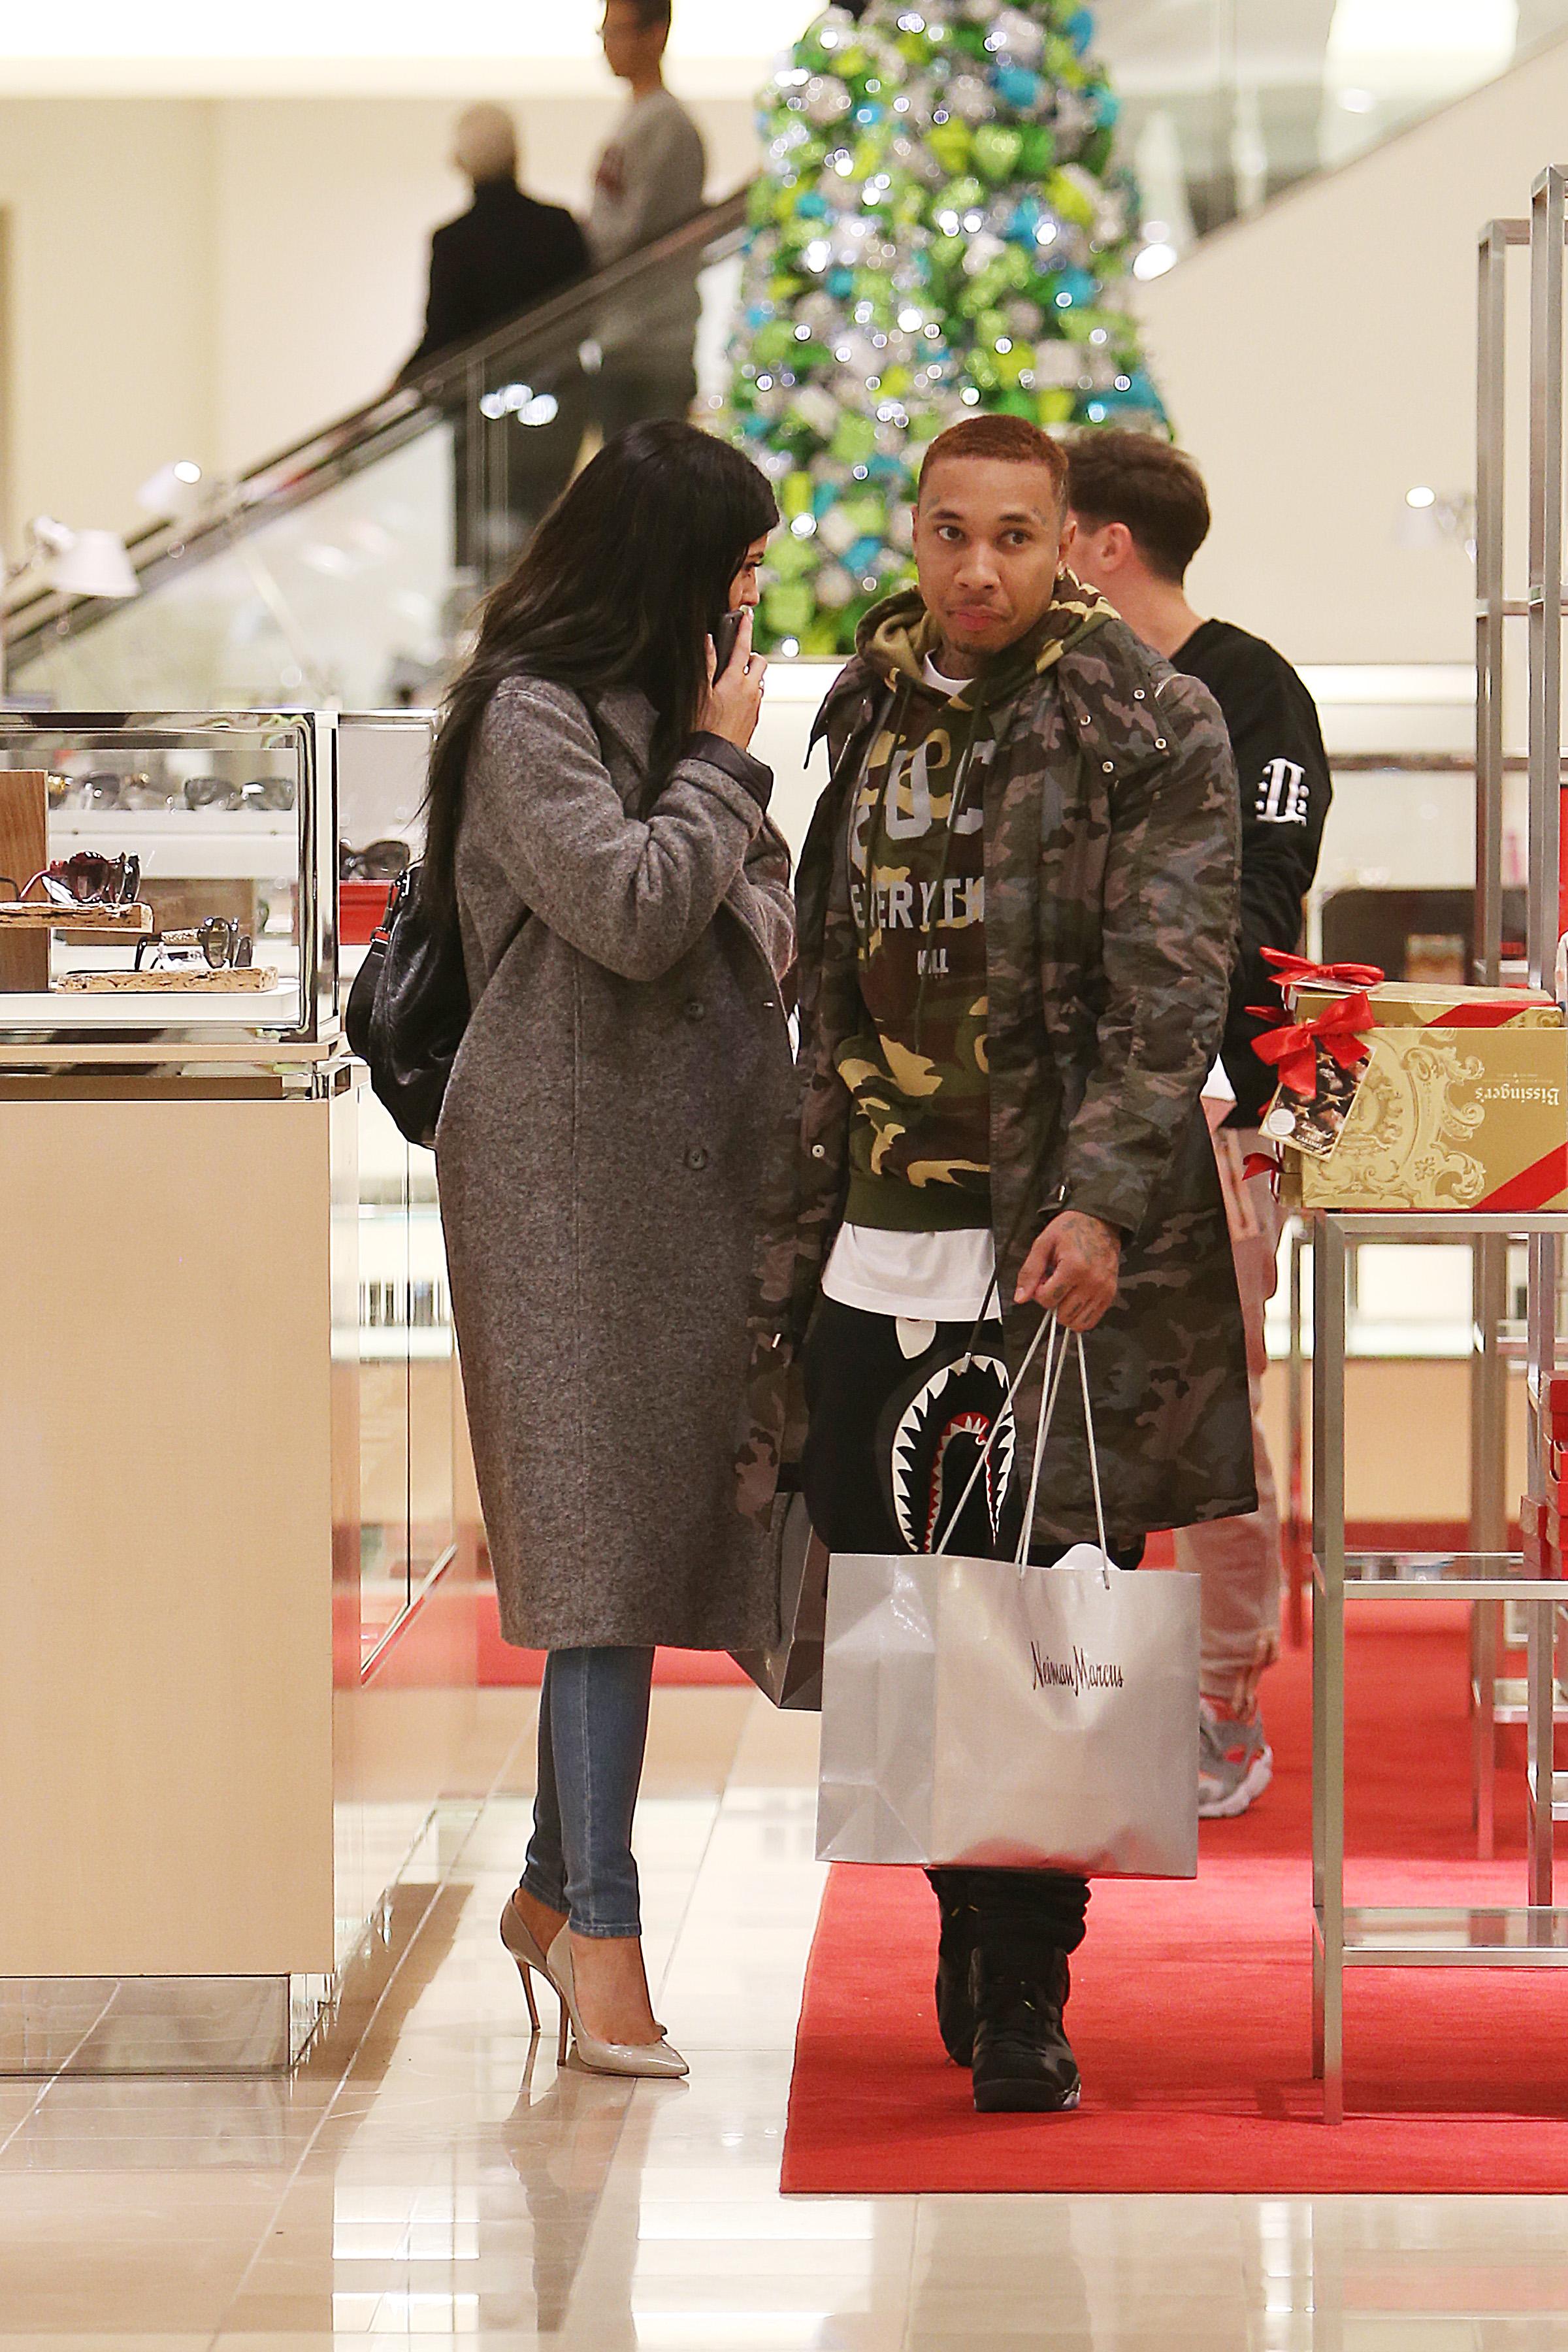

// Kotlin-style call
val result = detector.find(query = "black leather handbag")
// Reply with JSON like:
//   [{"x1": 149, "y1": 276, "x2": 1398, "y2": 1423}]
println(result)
[{"x1": 345, "y1": 862, "x2": 472, "y2": 1149}]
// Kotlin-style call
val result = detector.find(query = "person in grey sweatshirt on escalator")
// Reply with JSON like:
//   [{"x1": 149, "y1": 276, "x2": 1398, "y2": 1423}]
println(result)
[{"x1": 589, "y1": 0, "x2": 709, "y2": 436}]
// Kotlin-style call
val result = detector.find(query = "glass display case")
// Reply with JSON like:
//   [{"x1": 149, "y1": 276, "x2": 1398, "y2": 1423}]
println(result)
[{"x1": 0, "y1": 710, "x2": 336, "y2": 1045}]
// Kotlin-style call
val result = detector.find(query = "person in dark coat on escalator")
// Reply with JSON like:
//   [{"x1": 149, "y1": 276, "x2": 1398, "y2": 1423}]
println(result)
[{"x1": 402, "y1": 105, "x2": 591, "y2": 574}]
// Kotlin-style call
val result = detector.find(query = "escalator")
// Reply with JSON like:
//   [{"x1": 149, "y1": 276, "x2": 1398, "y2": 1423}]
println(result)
[
  {"x1": 2, "y1": 193, "x2": 749, "y2": 712},
  {"x1": 7, "y1": 3, "x2": 1568, "y2": 710}
]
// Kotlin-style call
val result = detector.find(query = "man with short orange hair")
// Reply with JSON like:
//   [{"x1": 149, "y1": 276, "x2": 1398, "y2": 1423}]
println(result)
[{"x1": 740, "y1": 414, "x2": 1253, "y2": 2114}]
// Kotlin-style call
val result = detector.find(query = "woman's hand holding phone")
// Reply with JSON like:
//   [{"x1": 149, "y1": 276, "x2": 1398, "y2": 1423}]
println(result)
[{"x1": 700, "y1": 609, "x2": 766, "y2": 753}]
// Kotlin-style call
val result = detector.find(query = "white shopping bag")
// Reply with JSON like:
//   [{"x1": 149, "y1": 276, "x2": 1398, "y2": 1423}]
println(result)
[{"x1": 816, "y1": 1315, "x2": 1200, "y2": 1878}]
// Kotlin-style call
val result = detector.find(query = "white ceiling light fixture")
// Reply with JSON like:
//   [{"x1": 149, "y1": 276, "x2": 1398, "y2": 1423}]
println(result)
[
  {"x1": 136, "y1": 458, "x2": 204, "y2": 519},
  {"x1": 1395, "y1": 485, "x2": 1475, "y2": 553},
  {"x1": 1133, "y1": 242, "x2": 1178, "y2": 282},
  {"x1": 46, "y1": 528, "x2": 140, "y2": 599}
]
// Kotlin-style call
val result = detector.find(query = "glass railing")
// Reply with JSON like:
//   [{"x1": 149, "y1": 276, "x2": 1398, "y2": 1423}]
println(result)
[
  {"x1": 1098, "y1": 0, "x2": 1568, "y2": 253},
  {"x1": 3, "y1": 194, "x2": 749, "y2": 712}
]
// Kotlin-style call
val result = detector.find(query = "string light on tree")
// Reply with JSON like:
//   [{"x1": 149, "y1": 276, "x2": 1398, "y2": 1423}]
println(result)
[{"x1": 719, "y1": 0, "x2": 1169, "y2": 656}]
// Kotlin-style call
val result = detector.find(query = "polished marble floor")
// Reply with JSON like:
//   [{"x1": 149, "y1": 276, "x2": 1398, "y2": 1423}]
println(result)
[{"x1": 3, "y1": 1686, "x2": 1567, "y2": 2352}]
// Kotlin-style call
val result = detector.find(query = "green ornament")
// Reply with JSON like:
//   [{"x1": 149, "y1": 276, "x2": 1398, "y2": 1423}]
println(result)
[
  {"x1": 1018, "y1": 124, "x2": 1056, "y2": 178},
  {"x1": 942, "y1": 174, "x2": 987, "y2": 216},
  {"x1": 831, "y1": 412, "x2": 878, "y2": 465},
  {"x1": 1049, "y1": 171, "x2": 1096, "y2": 229},
  {"x1": 764, "y1": 536, "x2": 817, "y2": 584},
  {"x1": 927, "y1": 118, "x2": 972, "y2": 177},
  {"x1": 781, "y1": 470, "x2": 813, "y2": 520},
  {"x1": 972, "y1": 125, "x2": 1024, "y2": 185},
  {"x1": 752, "y1": 318, "x2": 798, "y2": 368},
  {"x1": 1037, "y1": 388, "x2": 1075, "y2": 426},
  {"x1": 840, "y1": 495, "x2": 886, "y2": 537}
]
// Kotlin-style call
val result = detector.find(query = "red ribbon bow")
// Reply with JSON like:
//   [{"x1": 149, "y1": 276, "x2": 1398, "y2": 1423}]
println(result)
[
  {"x1": 1249, "y1": 990, "x2": 1375, "y2": 1097},
  {"x1": 1258, "y1": 947, "x2": 1386, "y2": 995}
]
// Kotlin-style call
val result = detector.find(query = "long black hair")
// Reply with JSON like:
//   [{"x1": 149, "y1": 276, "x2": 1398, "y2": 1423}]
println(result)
[{"x1": 421, "y1": 420, "x2": 779, "y2": 919}]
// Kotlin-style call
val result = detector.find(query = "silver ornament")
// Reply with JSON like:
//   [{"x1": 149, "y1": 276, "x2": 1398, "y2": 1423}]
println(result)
[
  {"x1": 990, "y1": 8, "x2": 1045, "y2": 68},
  {"x1": 944, "y1": 73, "x2": 994, "y2": 125},
  {"x1": 802, "y1": 74, "x2": 853, "y2": 128}
]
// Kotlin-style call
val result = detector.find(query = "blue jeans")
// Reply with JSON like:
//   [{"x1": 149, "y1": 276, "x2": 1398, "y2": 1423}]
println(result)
[{"x1": 520, "y1": 1646, "x2": 655, "y2": 1938}]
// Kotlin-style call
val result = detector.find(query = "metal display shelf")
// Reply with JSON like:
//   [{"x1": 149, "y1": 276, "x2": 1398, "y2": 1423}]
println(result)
[{"x1": 1310, "y1": 1211, "x2": 1568, "y2": 2125}]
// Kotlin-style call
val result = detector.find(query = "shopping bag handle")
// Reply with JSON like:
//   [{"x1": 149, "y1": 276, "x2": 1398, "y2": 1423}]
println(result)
[
  {"x1": 932, "y1": 1311, "x2": 1111, "y2": 1582},
  {"x1": 1015, "y1": 1318, "x2": 1111, "y2": 1582}
]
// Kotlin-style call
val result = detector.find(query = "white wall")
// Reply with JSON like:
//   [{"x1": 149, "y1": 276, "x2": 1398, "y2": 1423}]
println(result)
[
  {"x1": 0, "y1": 101, "x2": 216, "y2": 551},
  {"x1": 0, "y1": 90, "x2": 757, "y2": 549},
  {"x1": 1137, "y1": 33, "x2": 1568, "y2": 666}
]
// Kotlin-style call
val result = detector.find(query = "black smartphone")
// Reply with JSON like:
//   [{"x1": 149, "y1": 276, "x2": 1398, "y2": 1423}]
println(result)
[{"x1": 711, "y1": 609, "x2": 746, "y2": 678}]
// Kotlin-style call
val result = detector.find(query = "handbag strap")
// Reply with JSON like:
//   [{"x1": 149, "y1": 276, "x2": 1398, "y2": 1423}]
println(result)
[{"x1": 932, "y1": 1311, "x2": 1110, "y2": 1580}]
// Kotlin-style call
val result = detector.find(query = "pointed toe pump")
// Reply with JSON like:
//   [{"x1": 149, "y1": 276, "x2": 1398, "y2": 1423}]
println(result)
[{"x1": 544, "y1": 1925, "x2": 689, "y2": 2080}]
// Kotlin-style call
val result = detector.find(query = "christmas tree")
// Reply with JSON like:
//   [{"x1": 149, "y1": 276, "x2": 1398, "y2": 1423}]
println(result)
[{"x1": 722, "y1": 1, "x2": 1168, "y2": 657}]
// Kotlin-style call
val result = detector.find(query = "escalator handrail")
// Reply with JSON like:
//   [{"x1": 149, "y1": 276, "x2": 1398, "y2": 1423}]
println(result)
[{"x1": 2, "y1": 186, "x2": 751, "y2": 666}]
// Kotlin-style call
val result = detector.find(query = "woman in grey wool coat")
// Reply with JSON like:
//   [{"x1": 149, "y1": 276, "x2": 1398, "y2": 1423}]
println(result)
[{"x1": 428, "y1": 423, "x2": 794, "y2": 2077}]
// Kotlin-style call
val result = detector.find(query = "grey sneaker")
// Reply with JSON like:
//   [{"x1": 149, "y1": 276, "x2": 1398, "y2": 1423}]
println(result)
[{"x1": 1198, "y1": 1698, "x2": 1273, "y2": 1818}]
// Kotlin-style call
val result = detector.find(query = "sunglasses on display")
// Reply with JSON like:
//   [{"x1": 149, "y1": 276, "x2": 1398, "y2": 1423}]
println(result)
[
  {"x1": 339, "y1": 838, "x2": 413, "y2": 882},
  {"x1": 0, "y1": 853, "x2": 143, "y2": 908},
  {"x1": 47, "y1": 770, "x2": 169, "y2": 811},
  {"x1": 133, "y1": 919, "x2": 255, "y2": 973},
  {"x1": 181, "y1": 776, "x2": 297, "y2": 813}
]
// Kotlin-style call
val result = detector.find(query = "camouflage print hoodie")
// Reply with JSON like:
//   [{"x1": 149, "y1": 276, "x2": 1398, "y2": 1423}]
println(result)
[
  {"x1": 736, "y1": 590, "x2": 1256, "y2": 1553},
  {"x1": 838, "y1": 578, "x2": 1115, "y2": 1233}
]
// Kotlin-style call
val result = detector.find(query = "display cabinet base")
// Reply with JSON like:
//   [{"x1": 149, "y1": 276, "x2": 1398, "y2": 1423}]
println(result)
[{"x1": 0, "y1": 1972, "x2": 334, "y2": 2076}]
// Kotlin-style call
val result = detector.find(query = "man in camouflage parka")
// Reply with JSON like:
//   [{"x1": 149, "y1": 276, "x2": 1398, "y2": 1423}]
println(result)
[{"x1": 737, "y1": 414, "x2": 1254, "y2": 2115}]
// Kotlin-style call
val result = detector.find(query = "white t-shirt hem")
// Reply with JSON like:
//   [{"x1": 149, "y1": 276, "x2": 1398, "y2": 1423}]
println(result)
[{"x1": 821, "y1": 1220, "x2": 998, "y2": 1324}]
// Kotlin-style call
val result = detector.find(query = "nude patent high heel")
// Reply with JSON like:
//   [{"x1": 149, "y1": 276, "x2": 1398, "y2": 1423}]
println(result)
[
  {"x1": 498, "y1": 1893, "x2": 547, "y2": 2034},
  {"x1": 544, "y1": 1925, "x2": 689, "y2": 2080}
]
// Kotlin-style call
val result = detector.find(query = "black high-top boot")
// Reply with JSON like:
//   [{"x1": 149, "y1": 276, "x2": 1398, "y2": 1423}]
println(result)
[
  {"x1": 968, "y1": 1941, "x2": 1080, "y2": 2115},
  {"x1": 930, "y1": 1870, "x2": 981, "y2": 2065}
]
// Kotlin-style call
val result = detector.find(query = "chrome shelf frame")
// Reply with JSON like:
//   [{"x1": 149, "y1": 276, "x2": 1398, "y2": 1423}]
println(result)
[{"x1": 1310, "y1": 1211, "x2": 1568, "y2": 2126}]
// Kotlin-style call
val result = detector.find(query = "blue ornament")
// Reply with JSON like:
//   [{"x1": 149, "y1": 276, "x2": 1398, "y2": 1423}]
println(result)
[
  {"x1": 812, "y1": 482, "x2": 839, "y2": 517},
  {"x1": 1066, "y1": 9, "x2": 1095, "y2": 54},
  {"x1": 1094, "y1": 88, "x2": 1120, "y2": 127},
  {"x1": 994, "y1": 65, "x2": 1041, "y2": 110},
  {"x1": 1053, "y1": 267, "x2": 1098, "y2": 308},
  {"x1": 745, "y1": 303, "x2": 774, "y2": 329},
  {"x1": 867, "y1": 454, "x2": 905, "y2": 480},
  {"x1": 853, "y1": 101, "x2": 885, "y2": 125},
  {"x1": 1006, "y1": 195, "x2": 1043, "y2": 248},
  {"x1": 847, "y1": 534, "x2": 883, "y2": 574},
  {"x1": 827, "y1": 268, "x2": 855, "y2": 298},
  {"x1": 796, "y1": 191, "x2": 829, "y2": 220}
]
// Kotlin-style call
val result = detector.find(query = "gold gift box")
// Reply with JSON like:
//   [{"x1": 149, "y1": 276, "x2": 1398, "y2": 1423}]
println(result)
[
  {"x1": 1294, "y1": 979, "x2": 1560, "y2": 1031},
  {"x1": 1279, "y1": 1000, "x2": 1568, "y2": 1213}
]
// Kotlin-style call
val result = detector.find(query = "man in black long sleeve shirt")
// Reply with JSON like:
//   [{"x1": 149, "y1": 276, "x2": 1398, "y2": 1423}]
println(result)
[{"x1": 1066, "y1": 429, "x2": 1331, "y2": 1816}]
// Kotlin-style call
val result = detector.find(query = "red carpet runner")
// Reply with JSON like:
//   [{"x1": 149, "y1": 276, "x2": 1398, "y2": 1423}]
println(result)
[{"x1": 781, "y1": 1601, "x2": 1568, "y2": 2193}]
